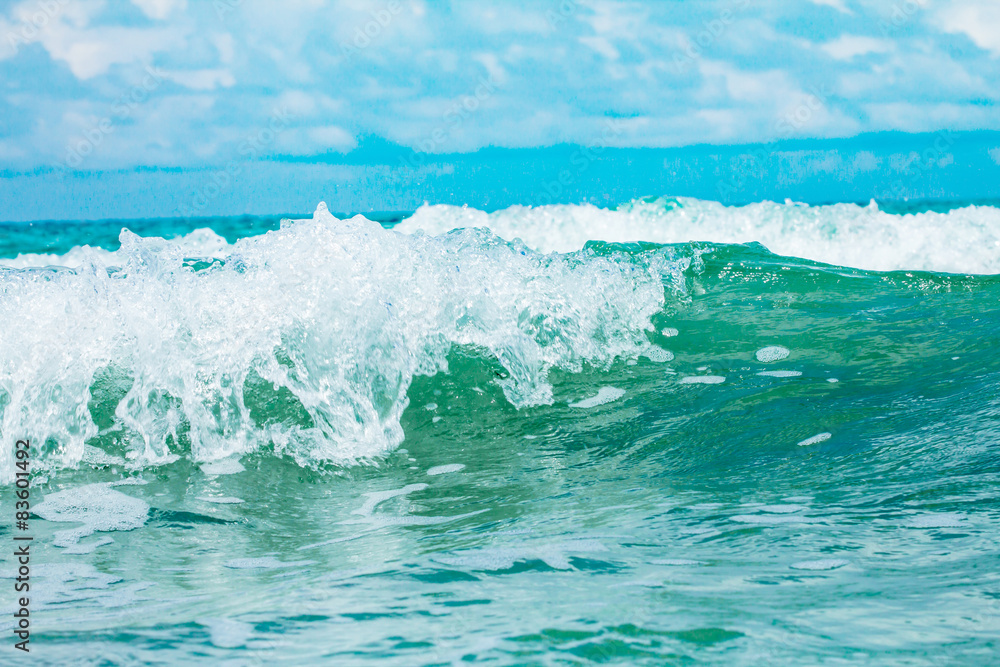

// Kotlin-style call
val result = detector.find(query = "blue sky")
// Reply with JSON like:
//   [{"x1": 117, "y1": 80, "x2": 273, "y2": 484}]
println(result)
[{"x1": 1, "y1": 0, "x2": 1000, "y2": 219}]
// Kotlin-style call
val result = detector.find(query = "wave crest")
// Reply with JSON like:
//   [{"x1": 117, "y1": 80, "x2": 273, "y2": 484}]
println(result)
[{"x1": 0, "y1": 203, "x2": 684, "y2": 482}]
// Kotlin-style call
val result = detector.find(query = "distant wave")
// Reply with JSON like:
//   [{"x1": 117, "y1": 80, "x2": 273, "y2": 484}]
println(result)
[
  {"x1": 395, "y1": 197, "x2": 1000, "y2": 274},
  {"x1": 2, "y1": 198, "x2": 998, "y2": 484}
]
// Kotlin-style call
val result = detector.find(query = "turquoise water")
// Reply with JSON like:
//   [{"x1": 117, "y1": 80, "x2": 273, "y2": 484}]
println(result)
[{"x1": 1, "y1": 198, "x2": 999, "y2": 665}]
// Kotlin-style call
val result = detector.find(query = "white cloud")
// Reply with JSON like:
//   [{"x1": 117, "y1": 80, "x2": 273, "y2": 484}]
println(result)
[
  {"x1": 864, "y1": 101, "x2": 1000, "y2": 133},
  {"x1": 276, "y1": 90, "x2": 343, "y2": 118},
  {"x1": 579, "y1": 36, "x2": 620, "y2": 61},
  {"x1": 306, "y1": 126, "x2": 356, "y2": 152},
  {"x1": 163, "y1": 68, "x2": 235, "y2": 90},
  {"x1": 697, "y1": 61, "x2": 795, "y2": 103},
  {"x1": 937, "y1": 1, "x2": 1000, "y2": 56},
  {"x1": 808, "y1": 0, "x2": 852, "y2": 15},
  {"x1": 822, "y1": 35, "x2": 892, "y2": 60},
  {"x1": 47, "y1": 27, "x2": 182, "y2": 78},
  {"x1": 212, "y1": 33, "x2": 235, "y2": 64},
  {"x1": 131, "y1": 0, "x2": 187, "y2": 21}
]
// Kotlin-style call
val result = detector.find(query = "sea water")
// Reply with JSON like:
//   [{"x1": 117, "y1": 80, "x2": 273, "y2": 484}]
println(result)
[{"x1": 1, "y1": 197, "x2": 998, "y2": 664}]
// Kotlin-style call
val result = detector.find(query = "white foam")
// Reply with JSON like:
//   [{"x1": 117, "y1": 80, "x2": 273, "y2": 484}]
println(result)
[
  {"x1": 797, "y1": 432, "x2": 832, "y2": 447},
  {"x1": 109, "y1": 477, "x2": 149, "y2": 486},
  {"x1": 34, "y1": 483, "x2": 150, "y2": 548},
  {"x1": 0, "y1": 204, "x2": 681, "y2": 481},
  {"x1": 641, "y1": 346, "x2": 674, "y2": 362},
  {"x1": 354, "y1": 483, "x2": 428, "y2": 517},
  {"x1": 680, "y1": 375, "x2": 726, "y2": 385},
  {"x1": 396, "y1": 197, "x2": 1000, "y2": 274},
  {"x1": 756, "y1": 346, "x2": 790, "y2": 363},
  {"x1": 427, "y1": 464, "x2": 466, "y2": 476},
  {"x1": 200, "y1": 618, "x2": 254, "y2": 649},
  {"x1": 200, "y1": 459, "x2": 246, "y2": 476},
  {"x1": 569, "y1": 386, "x2": 626, "y2": 408},
  {"x1": 197, "y1": 496, "x2": 245, "y2": 504},
  {"x1": 757, "y1": 370, "x2": 802, "y2": 378}
]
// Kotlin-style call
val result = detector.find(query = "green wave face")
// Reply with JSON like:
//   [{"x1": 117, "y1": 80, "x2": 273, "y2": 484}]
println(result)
[{"x1": 2, "y1": 201, "x2": 999, "y2": 664}]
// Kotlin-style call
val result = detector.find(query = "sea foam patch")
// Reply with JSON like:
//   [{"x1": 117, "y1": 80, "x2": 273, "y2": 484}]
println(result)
[
  {"x1": 34, "y1": 483, "x2": 150, "y2": 549},
  {"x1": 755, "y1": 346, "x2": 791, "y2": 363},
  {"x1": 569, "y1": 387, "x2": 626, "y2": 408}
]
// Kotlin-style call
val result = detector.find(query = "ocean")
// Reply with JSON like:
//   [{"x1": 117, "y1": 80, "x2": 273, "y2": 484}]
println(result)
[{"x1": 1, "y1": 197, "x2": 999, "y2": 665}]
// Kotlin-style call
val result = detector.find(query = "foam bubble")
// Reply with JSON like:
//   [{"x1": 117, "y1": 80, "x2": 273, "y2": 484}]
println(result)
[
  {"x1": 756, "y1": 346, "x2": 790, "y2": 363},
  {"x1": 680, "y1": 375, "x2": 726, "y2": 385},
  {"x1": 641, "y1": 346, "x2": 674, "y2": 362},
  {"x1": 569, "y1": 386, "x2": 626, "y2": 408},
  {"x1": 757, "y1": 370, "x2": 802, "y2": 378},
  {"x1": 200, "y1": 459, "x2": 246, "y2": 476},
  {"x1": 427, "y1": 464, "x2": 466, "y2": 476},
  {"x1": 797, "y1": 432, "x2": 832, "y2": 447}
]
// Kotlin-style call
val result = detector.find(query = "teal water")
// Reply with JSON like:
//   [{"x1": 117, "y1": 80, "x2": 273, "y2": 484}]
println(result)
[{"x1": 1, "y1": 198, "x2": 999, "y2": 665}]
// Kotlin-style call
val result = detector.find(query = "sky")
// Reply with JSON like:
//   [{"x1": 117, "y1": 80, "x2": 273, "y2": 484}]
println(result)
[{"x1": 1, "y1": 0, "x2": 999, "y2": 219}]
